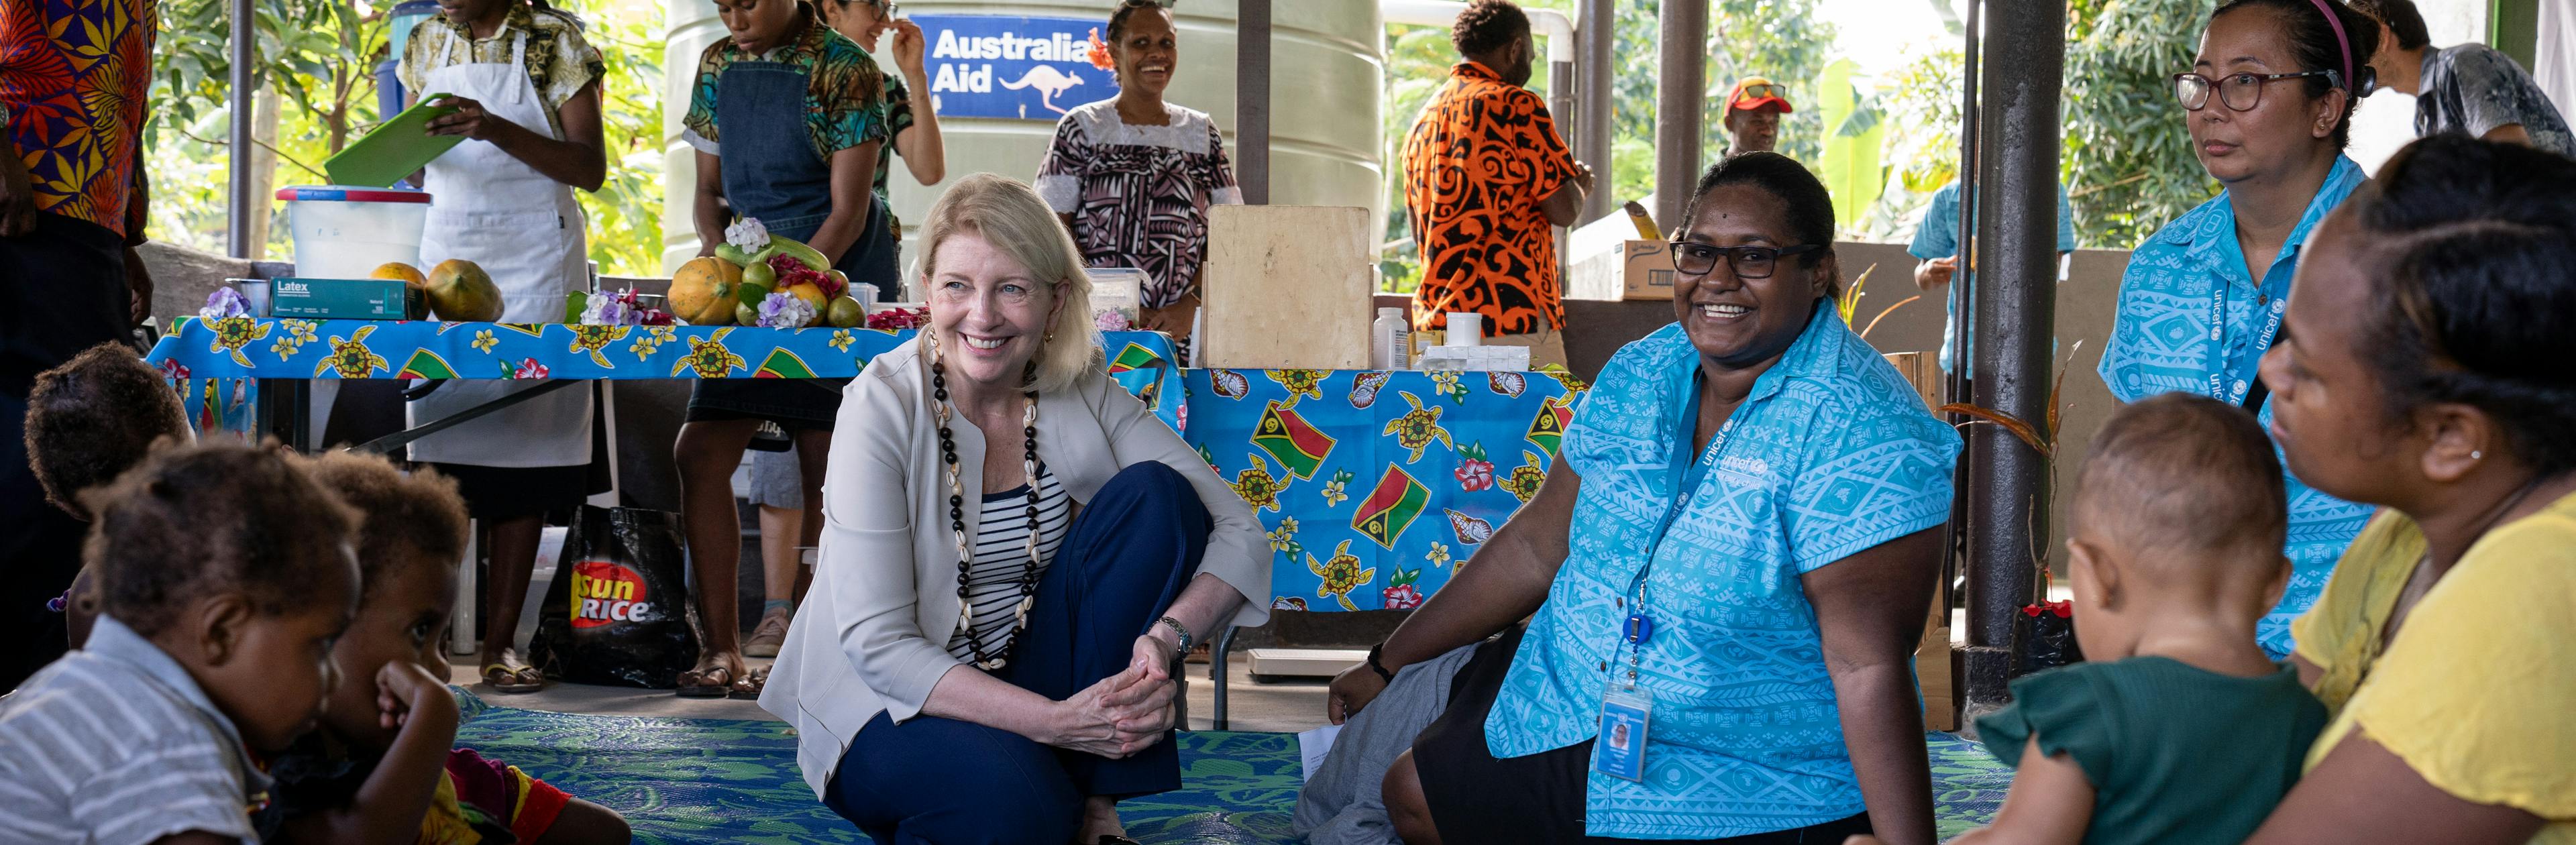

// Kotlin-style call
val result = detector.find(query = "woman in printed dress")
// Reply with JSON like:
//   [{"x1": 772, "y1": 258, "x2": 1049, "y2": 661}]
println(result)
[{"x1": 1034, "y1": 0, "x2": 1240, "y2": 355}]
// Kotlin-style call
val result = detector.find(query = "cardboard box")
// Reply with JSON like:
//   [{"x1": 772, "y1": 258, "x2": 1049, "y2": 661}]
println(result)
[
  {"x1": 268, "y1": 278, "x2": 425, "y2": 321},
  {"x1": 1566, "y1": 239, "x2": 1676, "y2": 301}
]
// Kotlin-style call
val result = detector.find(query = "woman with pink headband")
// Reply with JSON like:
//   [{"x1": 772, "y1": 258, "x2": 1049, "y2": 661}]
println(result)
[{"x1": 2096, "y1": 0, "x2": 2381, "y2": 660}]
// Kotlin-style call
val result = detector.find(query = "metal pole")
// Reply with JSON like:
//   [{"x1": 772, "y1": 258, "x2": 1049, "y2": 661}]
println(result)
[
  {"x1": 1962, "y1": 0, "x2": 2061, "y2": 718},
  {"x1": 1576, "y1": 0, "x2": 1614, "y2": 222},
  {"x1": 1236, "y1": 0, "x2": 1271, "y2": 205},
  {"x1": 1652, "y1": 0, "x2": 1707, "y2": 233},
  {"x1": 226, "y1": 0, "x2": 256, "y2": 258},
  {"x1": 1548, "y1": 60, "x2": 1576, "y2": 168}
]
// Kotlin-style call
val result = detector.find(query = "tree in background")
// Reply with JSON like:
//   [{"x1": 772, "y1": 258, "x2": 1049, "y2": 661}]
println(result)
[
  {"x1": 147, "y1": 0, "x2": 665, "y2": 275},
  {"x1": 1606, "y1": 0, "x2": 1836, "y2": 206},
  {"x1": 2063, "y1": 0, "x2": 2212, "y2": 249}
]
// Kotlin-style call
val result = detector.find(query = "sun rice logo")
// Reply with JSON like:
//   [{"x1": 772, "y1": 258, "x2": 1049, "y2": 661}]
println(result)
[{"x1": 569, "y1": 560, "x2": 654, "y2": 629}]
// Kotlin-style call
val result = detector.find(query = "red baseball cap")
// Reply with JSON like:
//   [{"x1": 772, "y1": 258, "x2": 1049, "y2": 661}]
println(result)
[{"x1": 1724, "y1": 76, "x2": 1794, "y2": 116}]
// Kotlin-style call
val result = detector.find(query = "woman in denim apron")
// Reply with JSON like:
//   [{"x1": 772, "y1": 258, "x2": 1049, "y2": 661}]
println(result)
[{"x1": 675, "y1": 0, "x2": 890, "y2": 697}]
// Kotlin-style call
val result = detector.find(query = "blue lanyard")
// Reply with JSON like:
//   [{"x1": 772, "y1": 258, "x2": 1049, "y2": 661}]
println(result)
[
  {"x1": 2204, "y1": 269, "x2": 2289, "y2": 405},
  {"x1": 1620, "y1": 375, "x2": 1732, "y2": 683}
]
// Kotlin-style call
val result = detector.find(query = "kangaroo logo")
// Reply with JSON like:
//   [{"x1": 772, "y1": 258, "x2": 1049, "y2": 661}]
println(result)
[{"x1": 1000, "y1": 65, "x2": 1086, "y2": 115}]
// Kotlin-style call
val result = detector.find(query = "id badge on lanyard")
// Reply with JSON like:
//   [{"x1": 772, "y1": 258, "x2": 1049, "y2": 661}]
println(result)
[
  {"x1": 1598, "y1": 404, "x2": 1729, "y2": 783},
  {"x1": 2205, "y1": 278, "x2": 2288, "y2": 404}
]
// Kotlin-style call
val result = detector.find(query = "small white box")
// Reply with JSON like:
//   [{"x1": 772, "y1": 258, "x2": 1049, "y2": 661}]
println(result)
[{"x1": 1416, "y1": 345, "x2": 1531, "y2": 372}]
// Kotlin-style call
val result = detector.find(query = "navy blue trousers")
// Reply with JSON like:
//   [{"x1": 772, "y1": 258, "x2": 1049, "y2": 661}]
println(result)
[{"x1": 823, "y1": 461, "x2": 1212, "y2": 845}]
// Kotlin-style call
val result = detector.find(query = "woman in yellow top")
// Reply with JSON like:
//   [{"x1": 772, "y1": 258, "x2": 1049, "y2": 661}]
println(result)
[{"x1": 2243, "y1": 134, "x2": 2576, "y2": 844}]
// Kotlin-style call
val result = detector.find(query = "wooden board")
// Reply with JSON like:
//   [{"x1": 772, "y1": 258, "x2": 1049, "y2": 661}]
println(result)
[{"x1": 1199, "y1": 205, "x2": 1373, "y2": 370}]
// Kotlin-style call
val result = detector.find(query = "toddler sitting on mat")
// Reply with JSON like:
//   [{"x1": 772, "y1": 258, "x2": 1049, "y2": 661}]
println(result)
[
  {"x1": 254, "y1": 452, "x2": 629, "y2": 844},
  {"x1": 1856, "y1": 393, "x2": 2328, "y2": 845},
  {"x1": 0, "y1": 443, "x2": 363, "y2": 844},
  {"x1": 21, "y1": 341, "x2": 191, "y2": 649}
]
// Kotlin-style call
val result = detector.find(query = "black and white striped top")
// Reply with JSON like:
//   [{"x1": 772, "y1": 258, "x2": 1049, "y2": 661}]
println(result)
[{"x1": 947, "y1": 463, "x2": 1073, "y2": 661}]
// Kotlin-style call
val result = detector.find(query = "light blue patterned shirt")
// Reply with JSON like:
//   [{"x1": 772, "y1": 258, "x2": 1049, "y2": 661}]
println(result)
[
  {"x1": 2096, "y1": 155, "x2": 2376, "y2": 658},
  {"x1": 1484, "y1": 310, "x2": 1962, "y2": 839},
  {"x1": 1907, "y1": 180, "x2": 2080, "y2": 374}
]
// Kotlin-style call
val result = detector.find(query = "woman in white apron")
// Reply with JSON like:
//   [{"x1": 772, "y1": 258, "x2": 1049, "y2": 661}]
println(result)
[{"x1": 399, "y1": 0, "x2": 608, "y2": 695}]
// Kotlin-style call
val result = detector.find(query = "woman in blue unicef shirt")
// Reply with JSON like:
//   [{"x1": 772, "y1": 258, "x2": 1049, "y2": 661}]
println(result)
[
  {"x1": 2097, "y1": 0, "x2": 2383, "y2": 659},
  {"x1": 1329, "y1": 152, "x2": 1962, "y2": 845}
]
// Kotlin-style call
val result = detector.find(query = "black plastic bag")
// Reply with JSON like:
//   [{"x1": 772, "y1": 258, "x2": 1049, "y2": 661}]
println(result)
[
  {"x1": 529, "y1": 505, "x2": 699, "y2": 689},
  {"x1": 2014, "y1": 600, "x2": 2085, "y2": 675}
]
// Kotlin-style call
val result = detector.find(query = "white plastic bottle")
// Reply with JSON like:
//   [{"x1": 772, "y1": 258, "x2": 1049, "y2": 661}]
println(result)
[{"x1": 1373, "y1": 306, "x2": 1411, "y2": 370}]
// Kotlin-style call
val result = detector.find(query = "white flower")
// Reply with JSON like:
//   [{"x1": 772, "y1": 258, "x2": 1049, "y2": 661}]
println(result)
[
  {"x1": 725, "y1": 217, "x2": 771, "y2": 253},
  {"x1": 757, "y1": 292, "x2": 816, "y2": 329}
]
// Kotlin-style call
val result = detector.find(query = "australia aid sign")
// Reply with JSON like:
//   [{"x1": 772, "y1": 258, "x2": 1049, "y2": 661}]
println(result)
[{"x1": 912, "y1": 15, "x2": 1118, "y2": 120}]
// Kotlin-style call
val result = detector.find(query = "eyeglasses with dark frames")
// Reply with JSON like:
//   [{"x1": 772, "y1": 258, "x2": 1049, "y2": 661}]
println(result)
[
  {"x1": 1666, "y1": 241, "x2": 1825, "y2": 280},
  {"x1": 2171, "y1": 70, "x2": 2342, "y2": 112}
]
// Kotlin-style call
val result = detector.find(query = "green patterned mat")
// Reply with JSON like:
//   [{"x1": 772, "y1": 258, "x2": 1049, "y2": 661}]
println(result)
[{"x1": 450, "y1": 692, "x2": 2012, "y2": 843}]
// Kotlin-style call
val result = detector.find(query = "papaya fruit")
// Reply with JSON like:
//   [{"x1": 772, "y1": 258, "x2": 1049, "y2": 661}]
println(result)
[
  {"x1": 370, "y1": 262, "x2": 427, "y2": 286},
  {"x1": 425, "y1": 260, "x2": 504, "y2": 322},
  {"x1": 669, "y1": 257, "x2": 743, "y2": 325}
]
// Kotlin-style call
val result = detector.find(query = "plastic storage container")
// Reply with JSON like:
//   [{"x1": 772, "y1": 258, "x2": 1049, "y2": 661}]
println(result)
[
  {"x1": 1085, "y1": 268, "x2": 1145, "y2": 331},
  {"x1": 276, "y1": 186, "x2": 433, "y2": 279}
]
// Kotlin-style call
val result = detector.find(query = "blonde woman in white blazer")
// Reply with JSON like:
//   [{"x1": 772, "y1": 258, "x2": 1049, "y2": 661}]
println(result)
[{"x1": 759, "y1": 174, "x2": 1269, "y2": 845}]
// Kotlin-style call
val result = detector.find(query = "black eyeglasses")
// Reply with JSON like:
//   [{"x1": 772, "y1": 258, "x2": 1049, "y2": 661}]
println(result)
[
  {"x1": 2171, "y1": 70, "x2": 2341, "y2": 111},
  {"x1": 1666, "y1": 241, "x2": 1824, "y2": 279}
]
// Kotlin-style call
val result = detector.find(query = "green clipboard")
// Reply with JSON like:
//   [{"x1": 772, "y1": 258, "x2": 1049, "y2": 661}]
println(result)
[{"x1": 323, "y1": 94, "x2": 466, "y2": 188}]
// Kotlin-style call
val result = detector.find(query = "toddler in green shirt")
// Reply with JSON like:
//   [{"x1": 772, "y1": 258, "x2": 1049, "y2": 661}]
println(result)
[{"x1": 1860, "y1": 392, "x2": 2328, "y2": 845}]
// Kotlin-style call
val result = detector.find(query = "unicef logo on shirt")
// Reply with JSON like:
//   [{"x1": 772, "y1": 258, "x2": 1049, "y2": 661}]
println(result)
[{"x1": 915, "y1": 15, "x2": 1120, "y2": 120}]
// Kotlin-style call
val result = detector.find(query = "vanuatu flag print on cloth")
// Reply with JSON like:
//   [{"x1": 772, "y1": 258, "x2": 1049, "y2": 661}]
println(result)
[
  {"x1": 1106, "y1": 341, "x2": 1166, "y2": 374},
  {"x1": 1527, "y1": 394, "x2": 1574, "y2": 456},
  {"x1": 396, "y1": 349, "x2": 461, "y2": 380},
  {"x1": 1252, "y1": 400, "x2": 1335, "y2": 480},
  {"x1": 1352, "y1": 466, "x2": 1430, "y2": 549},
  {"x1": 753, "y1": 347, "x2": 818, "y2": 379}
]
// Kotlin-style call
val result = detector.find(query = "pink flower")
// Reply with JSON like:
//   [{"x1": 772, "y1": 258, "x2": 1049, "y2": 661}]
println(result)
[
  {"x1": 1381, "y1": 583, "x2": 1424, "y2": 610},
  {"x1": 1454, "y1": 457, "x2": 1495, "y2": 492},
  {"x1": 157, "y1": 359, "x2": 191, "y2": 382},
  {"x1": 513, "y1": 358, "x2": 551, "y2": 380}
]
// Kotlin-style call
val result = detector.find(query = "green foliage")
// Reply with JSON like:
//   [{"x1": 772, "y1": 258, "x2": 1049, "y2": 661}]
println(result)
[
  {"x1": 571, "y1": 6, "x2": 666, "y2": 276},
  {"x1": 146, "y1": 0, "x2": 665, "y2": 275},
  {"x1": 1813, "y1": 59, "x2": 1884, "y2": 229},
  {"x1": 1599, "y1": 0, "x2": 1835, "y2": 204},
  {"x1": 1849, "y1": 41, "x2": 1962, "y2": 242},
  {"x1": 2063, "y1": 0, "x2": 2214, "y2": 249}
]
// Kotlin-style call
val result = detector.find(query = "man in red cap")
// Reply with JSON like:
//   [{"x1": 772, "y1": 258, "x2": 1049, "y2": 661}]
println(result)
[{"x1": 1721, "y1": 76, "x2": 1793, "y2": 155}]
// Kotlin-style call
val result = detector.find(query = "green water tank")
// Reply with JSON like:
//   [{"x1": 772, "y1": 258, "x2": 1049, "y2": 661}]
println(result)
[{"x1": 661, "y1": 0, "x2": 1387, "y2": 278}]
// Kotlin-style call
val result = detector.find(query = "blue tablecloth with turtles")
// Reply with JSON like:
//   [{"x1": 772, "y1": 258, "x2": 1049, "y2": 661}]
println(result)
[
  {"x1": 1177, "y1": 368, "x2": 1584, "y2": 611},
  {"x1": 146, "y1": 318, "x2": 1588, "y2": 609},
  {"x1": 144, "y1": 317, "x2": 1183, "y2": 433}
]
